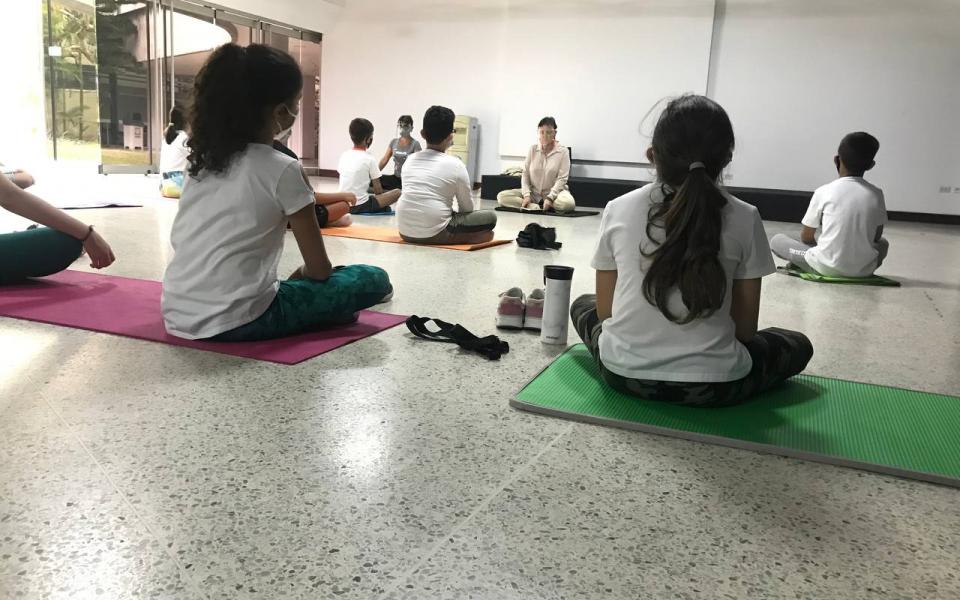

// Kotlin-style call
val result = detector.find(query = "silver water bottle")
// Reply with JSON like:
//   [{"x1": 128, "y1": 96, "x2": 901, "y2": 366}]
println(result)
[{"x1": 540, "y1": 265, "x2": 574, "y2": 345}]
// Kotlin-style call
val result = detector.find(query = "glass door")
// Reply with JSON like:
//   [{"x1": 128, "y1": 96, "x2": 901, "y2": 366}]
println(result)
[
  {"x1": 260, "y1": 23, "x2": 322, "y2": 168},
  {"x1": 42, "y1": 0, "x2": 101, "y2": 164},
  {"x1": 94, "y1": 0, "x2": 155, "y2": 172},
  {"x1": 37, "y1": 0, "x2": 321, "y2": 174}
]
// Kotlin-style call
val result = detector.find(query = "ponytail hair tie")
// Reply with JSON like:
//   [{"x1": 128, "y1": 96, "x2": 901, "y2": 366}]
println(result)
[{"x1": 688, "y1": 161, "x2": 706, "y2": 172}]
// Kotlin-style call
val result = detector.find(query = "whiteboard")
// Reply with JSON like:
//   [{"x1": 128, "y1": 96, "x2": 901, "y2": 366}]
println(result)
[{"x1": 498, "y1": 1, "x2": 715, "y2": 163}]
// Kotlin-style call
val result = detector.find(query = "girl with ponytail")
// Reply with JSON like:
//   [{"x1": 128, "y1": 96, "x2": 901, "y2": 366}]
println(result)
[
  {"x1": 571, "y1": 95, "x2": 812, "y2": 407},
  {"x1": 162, "y1": 43, "x2": 392, "y2": 341}
]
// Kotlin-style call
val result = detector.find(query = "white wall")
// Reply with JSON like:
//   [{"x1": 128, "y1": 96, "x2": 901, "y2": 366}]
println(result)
[
  {"x1": 0, "y1": 0, "x2": 47, "y2": 168},
  {"x1": 319, "y1": 0, "x2": 960, "y2": 215},
  {"x1": 320, "y1": 0, "x2": 508, "y2": 180},
  {"x1": 320, "y1": 0, "x2": 714, "y2": 182},
  {"x1": 497, "y1": 2, "x2": 714, "y2": 162},
  {"x1": 711, "y1": 0, "x2": 960, "y2": 215}
]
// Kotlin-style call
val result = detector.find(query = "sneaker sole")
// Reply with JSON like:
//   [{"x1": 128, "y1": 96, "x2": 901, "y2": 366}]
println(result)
[
  {"x1": 496, "y1": 314, "x2": 524, "y2": 330},
  {"x1": 523, "y1": 316, "x2": 542, "y2": 331}
]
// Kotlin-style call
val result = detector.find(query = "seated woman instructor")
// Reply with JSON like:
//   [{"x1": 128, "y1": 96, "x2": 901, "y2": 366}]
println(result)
[
  {"x1": 377, "y1": 114, "x2": 422, "y2": 190},
  {"x1": 497, "y1": 116, "x2": 575, "y2": 213}
]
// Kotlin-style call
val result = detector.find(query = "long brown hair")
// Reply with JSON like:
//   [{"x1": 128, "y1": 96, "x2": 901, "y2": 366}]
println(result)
[{"x1": 641, "y1": 95, "x2": 735, "y2": 324}]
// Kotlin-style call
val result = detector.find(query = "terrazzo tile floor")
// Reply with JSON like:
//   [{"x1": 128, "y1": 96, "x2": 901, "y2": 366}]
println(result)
[{"x1": 1, "y1": 175, "x2": 958, "y2": 599}]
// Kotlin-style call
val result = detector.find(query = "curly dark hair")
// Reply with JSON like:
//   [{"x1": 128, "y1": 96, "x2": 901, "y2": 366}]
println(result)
[{"x1": 187, "y1": 43, "x2": 302, "y2": 176}]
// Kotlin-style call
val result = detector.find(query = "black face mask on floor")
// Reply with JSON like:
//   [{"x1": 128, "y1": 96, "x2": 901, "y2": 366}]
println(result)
[
  {"x1": 516, "y1": 223, "x2": 562, "y2": 250},
  {"x1": 405, "y1": 316, "x2": 510, "y2": 360}
]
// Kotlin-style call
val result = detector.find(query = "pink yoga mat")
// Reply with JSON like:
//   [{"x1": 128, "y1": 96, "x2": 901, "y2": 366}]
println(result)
[{"x1": 0, "y1": 270, "x2": 407, "y2": 364}]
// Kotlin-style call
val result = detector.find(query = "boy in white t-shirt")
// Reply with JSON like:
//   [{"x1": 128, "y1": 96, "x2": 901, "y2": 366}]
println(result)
[
  {"x1": 396, "y1": 105, "x2": 497, "y2": 245},
  {"x1": 771, "y1": 132, "x2": 889, "y2": 277},
  {"x1": 338, "y1": 118, "x2": 401, "y2": 215}
]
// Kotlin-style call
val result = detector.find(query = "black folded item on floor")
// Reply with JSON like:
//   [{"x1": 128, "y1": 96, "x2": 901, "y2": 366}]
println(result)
[
  {"x1": 495, "y1": 206, "x2": 599, "y2": 218},
  {"x1": 516, "y1": 223, "x2": 562, "y2": 250},
  {"x1": 405, "y1": 315, "x2": 510, "y2": 360}
]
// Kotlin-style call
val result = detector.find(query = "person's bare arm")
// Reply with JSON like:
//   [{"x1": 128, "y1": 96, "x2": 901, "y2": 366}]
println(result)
[
  {"x1": 378, "y1": 146, "x2": 393, "y2": 171},
  {"x1": 371, "y1": 178, "x2": 385, "y2": 195},
  {"x1": 0, "y1": 174, "x2": 115, "y2": 268},
  {"x1": 730, "y1": 278, "x2": 761, "y2": 343},
  {"x1": 596, "y1": 270, "x2": 618, "y2": 321},
  {"x1": 800, "y1": 226, "x2": 817, "y2": 245},
  {"x1": 287, "y1": 203, "x2": 333, "y2": 281}
]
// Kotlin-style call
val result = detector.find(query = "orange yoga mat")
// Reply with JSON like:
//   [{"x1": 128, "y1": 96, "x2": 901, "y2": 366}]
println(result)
[{"x1": 320, "y1": 224, "x2": 512, "y2": 251}]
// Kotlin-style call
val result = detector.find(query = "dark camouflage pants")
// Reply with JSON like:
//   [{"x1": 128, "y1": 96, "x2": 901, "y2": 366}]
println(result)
[
  {"x1": 571, "y1": 294, "x2": 813, "y2": 407},
  {"x1": 213, "y1": 265, "x2": 392, "y2": 342}
]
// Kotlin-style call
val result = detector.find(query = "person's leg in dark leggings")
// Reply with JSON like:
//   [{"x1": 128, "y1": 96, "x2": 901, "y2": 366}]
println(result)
[
  {"x1": 733, "y1": 328, "x2": 814, "y2": 399},
  {"x1": 212, "y1": 264, "x2": 392, "y2": 342},
  {"x1": 379, "y1": 174, "x2": 401, "y2": 191},
  {"x1": 0, "y1": 227, "x2": 83, "y2": 285},
  {"x1": 571, "y1": 294, "x2": 604, "y2": 359}
]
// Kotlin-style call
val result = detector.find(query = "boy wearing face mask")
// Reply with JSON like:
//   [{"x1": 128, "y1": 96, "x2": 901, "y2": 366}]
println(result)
[
  {"x1": 338, "y1": 118, "x2": 401, "y2": 214},
  {"x1": 378, "y1": 115, "x2": 422, "y2": 191}
]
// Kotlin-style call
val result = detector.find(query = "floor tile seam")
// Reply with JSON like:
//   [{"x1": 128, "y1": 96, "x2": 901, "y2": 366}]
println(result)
[
  {"x1": 38, "y1": 395, "x2": 212, "y2": 600},
  {"x1": 386, "y1": 422, "x2": 575, "y2": 596}
]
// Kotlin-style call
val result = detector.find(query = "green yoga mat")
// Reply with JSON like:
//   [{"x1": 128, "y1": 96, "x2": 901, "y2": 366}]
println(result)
[
  {"x1": 777, "y1": 264, "x2": 900, "y2": 286},
  {"x1": 512, "y1": 345, "x2": 960, "y2": 487}
]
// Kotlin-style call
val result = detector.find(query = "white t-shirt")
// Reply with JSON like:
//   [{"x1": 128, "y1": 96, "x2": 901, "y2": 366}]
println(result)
[
  {"x1": 591, "y1": 183, "x2": 776, "y2": 382},
  {"x1": 162, "y1": 144, "x2": 315, "y2": 340},
  {"x1": 159, "y1": 130, "x2": 190, "y2": 174},
  {"x1": 396, "y1": 149, "x2": 475, "y2": 239},
  {"x1": 802, "y1": 177, "x2": 887, "y2": 277},
  {"x1": 337, "y1": 149, "x2": 380, "y2": 204}
]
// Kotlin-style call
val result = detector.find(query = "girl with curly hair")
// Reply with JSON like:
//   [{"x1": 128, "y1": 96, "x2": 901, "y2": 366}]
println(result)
[{"x1": 162, "y1": 43, "x2": 392, "y2": 341}]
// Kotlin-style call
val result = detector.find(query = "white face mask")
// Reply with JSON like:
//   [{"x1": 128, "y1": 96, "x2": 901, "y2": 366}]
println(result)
[
  {"x1": 275, "y1": 104, "x2": 299, "y2": 141},
  {"x1": 398, "y1": 125, "x2": 413, "y2": 138}
]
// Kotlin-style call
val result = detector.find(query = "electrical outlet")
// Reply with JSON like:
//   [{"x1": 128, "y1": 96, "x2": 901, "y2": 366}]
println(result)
[{"x1": 939, "y1": 186, "x2": 952, "y2": 193}]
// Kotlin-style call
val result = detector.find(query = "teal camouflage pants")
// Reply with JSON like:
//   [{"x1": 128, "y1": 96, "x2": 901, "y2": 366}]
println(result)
[{"x1": 213, "y1": 264, "x2": 392, "y2": 342}]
